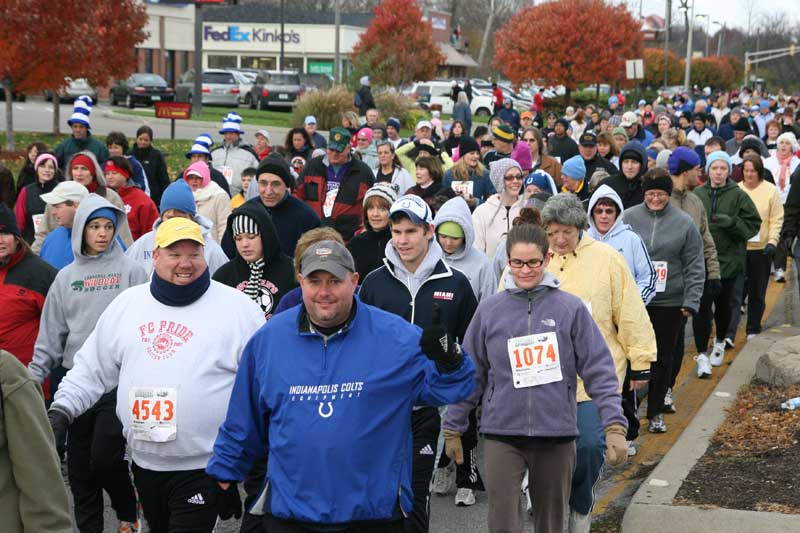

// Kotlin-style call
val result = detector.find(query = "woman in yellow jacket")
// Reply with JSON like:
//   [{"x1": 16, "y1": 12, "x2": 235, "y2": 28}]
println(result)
[
  {"x1": 540, "y1": 194, "x2": 656, "y2": 533},
  {"x1": 728, "y1": 154, "x2": 784, "y2": 339}
]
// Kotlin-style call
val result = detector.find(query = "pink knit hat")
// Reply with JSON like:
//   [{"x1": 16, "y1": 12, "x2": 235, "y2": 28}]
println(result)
[
  {"x1": 183, "y1": 160, "x2": 210, "y2": 188},
  {"x1": 511, "y1": 141, "x2": 533, "y2": 172}
]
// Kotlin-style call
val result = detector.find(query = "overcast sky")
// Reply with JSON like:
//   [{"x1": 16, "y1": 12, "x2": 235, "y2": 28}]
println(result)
[{"x1": 631, "y1": 0, "x2": 798, "y2": 32}]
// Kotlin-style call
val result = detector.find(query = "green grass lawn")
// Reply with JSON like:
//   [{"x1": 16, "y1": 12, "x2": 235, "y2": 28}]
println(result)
[
  {"x1": 115, "y1": 106, "x2": 295, "y2": 129},
  {"x1": 1, "y1": 132, "x2": 194, "y2": 182}
]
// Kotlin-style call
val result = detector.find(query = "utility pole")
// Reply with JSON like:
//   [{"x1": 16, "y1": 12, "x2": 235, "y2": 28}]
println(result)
[
  {"x1": 193, "y1": 2, "x2": 203, "y2": 117},
  {"x1": 280, "y1": 0, "x2": 285, "y2": 70},
  {"x1": 663, "y1": 0, "x2": 672, "y2": 88},
  {"x1": 334, "y1": 0, "x2": 341, "y2": 84},
  {"x1": 717, "y1": 23, "x2": 725, "y2": 56},
  {"x1": 683, "y1": 0, "x2": 695, "y2": 93}
]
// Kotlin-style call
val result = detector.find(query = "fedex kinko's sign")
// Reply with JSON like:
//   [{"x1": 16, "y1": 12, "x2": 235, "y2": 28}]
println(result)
[{"x1": 203, "y1": 25, "x2": 301, "y2": 44}]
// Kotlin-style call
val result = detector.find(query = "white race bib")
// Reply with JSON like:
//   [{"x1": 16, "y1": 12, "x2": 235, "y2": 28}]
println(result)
[
  {"x1": 220, "y1": 166, "x2": 234, "y2": 186},
  {"x1": 451, "y1": 181, "x2": 474, "y2": 198},
  {"x1": 748, "y1": 231, "x2": 761, "y2": 243},
  {"x1": 323, "y1": 187, "x2": 338, "y2": 218},
  {"x1": 653, "y1": 261, "x2": 668, "y2": 293},
  {"x1": 32, "y1": 214, "x2": 45, "y2": 234},
  {"x1": 129, "y1": 387, "x2": 177, "y2": 442},
  {"x1": 507, "y1": 332, "x2": 563, "y2": 388}
]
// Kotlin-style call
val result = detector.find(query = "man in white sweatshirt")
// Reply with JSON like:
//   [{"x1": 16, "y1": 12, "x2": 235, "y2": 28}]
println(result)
[{"x1": 48, "y1": 217, "x2": 265, "y2": 532}]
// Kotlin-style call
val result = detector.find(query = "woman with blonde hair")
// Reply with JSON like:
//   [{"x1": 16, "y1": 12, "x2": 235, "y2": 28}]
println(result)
[{"x1": 342, "y1": 110, "x2": 361, "y2": 147}]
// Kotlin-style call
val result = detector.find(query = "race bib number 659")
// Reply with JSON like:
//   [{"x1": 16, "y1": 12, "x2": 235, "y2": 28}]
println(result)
[
  {"x1": 129, "y1": 388, "x2": 177, "y2": 442},
  {"x1": 507, "y1": 332, "x2": 563, "y2": 388}
]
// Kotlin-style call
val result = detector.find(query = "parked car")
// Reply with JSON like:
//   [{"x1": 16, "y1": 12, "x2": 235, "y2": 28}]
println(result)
[
  {"x1": 110, "y1": 73, "x2": 175, "y2": 108},
  {"x1": 0, "y1": 88, "x2": 25, "y2": 102},
  {"x1": 407, "y1": 81, "x2": 529, "y2": 117},
  {"x1": 248, "y1": 71, "x2": 304, "y2": 111},
  {"x1": 45, "y1": 78, "x2": 97, "y2": 103},
  {"x1": 299, "y1": 73, "x2": 333, "y2": 92},
  {"x1": 232, "y1": 70, "x2": 257, "y2": 105},
  {"x1": 175, "y1": 69, "x2": 240, "y2": 107}
]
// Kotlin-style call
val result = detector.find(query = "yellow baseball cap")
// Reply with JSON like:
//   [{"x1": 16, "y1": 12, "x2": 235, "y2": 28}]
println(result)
[{"x1": 154, "y1": 217, "x2": 205, "y2": 249}]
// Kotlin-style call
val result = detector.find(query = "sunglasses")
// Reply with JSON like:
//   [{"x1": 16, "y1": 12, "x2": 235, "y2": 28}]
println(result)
[
  {"x1": 504, "y1": 173, "x2": 524, "y2": 181},
  {"x1": 357, "y1": 137, "x2": 369, "y2": 142}
]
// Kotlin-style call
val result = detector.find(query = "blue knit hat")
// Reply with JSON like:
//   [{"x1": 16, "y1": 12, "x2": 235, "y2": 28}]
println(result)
[
  {"x1": 524, "y1": 170, "x2": 555, "y2": 195},
  {"x1": 561, "y1": 155, "x2": 587, "y2": 181},
  {"x1": 67, "y1": 96, "x2": 93, "y2": 129},
  {"x1": 220, "y1": 112, "x2": 245, "y2": 134},
  {"x1": 705, "y1": 150, "x2": 732, "y2": 173},
  {"x1": 185, "y1": 134, "x2": 213, "y2": 159},
  {"x1": 160, "y1": 179, "x2": 197, "y2": 216},
  {"x1": 87, "y1": 207, "x2": 117, "y2": 228},
  {"x1": 387, "y1": 117, "x2": 401, "y2": 131}
]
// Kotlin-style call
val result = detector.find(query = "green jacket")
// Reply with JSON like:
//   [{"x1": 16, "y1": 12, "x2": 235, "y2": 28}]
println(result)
[
  {"x1": 0, "y1": 351, "x2": 72, "y2": 533},
  {"x1": 54, "y1": 135, "x2": 108, "y2": 168},
  {"x1": 694, "y1": 179, "x2": 761, "y2": 279}
]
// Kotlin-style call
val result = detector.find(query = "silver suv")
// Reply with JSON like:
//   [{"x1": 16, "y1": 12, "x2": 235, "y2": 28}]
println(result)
[{"x1": 176, "y1": 69, "x2": 240, "y2": 106}]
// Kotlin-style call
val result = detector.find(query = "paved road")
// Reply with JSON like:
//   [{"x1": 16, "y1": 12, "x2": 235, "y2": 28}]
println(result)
[{"x1": 1, "y1": 99, "x2": 291, "y2": 143}]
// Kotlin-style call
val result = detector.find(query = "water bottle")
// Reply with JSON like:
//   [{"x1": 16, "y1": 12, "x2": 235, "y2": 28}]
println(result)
[{"x1": 780, "y1": 397, "x2": 800, "y2": 410}]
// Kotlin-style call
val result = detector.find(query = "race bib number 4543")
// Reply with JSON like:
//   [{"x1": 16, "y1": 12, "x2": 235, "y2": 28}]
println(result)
[
  {"x1": 507, "y1": 332, "x2": 563, "y2": 388},
  {"x1": 129, "y1": 388, "x2": 177, "y2": 442}
]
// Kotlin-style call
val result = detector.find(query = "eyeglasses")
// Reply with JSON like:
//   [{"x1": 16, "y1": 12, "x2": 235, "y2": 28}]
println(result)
[
  {"x1": 504, "y1": 173, "x2": 524, "y2": 181},
  {"x1": 509, "y1": 258, "x2": 544, "y2": 269},
  {"x1": 593, "y1": 207, "x2": 616, "y2": 215}
]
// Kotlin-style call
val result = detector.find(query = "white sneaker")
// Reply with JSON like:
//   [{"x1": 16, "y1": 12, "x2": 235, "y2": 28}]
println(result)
[
  {"x1": 695, "y1": 353, "x2": 712, "y2": 378},
  {"x1": 662, "y1": 387, "x2": 676, "y2": 413},
  {"x1": 648, "y1": 413, "x2": 667, "y2": 433},
  {"x1": 747, "y1": 333, "x2": 757, "y2": 341},
  {"x1": 526, "y1": 490, "x2": 533, "y2": 514},
  {"x1": 774, "y1": 268, "x2": 786, "y2": 282},
  {"x1": 568, "y1": 510, "x2": 592, "y2": 533},
  {"x1": 627, "y1": 440, "x2": 637, "y2": 456},
  {"x1": 724, "y1": 337, "x2": 735, "y2": 350},
  {"x1": 431, "y1": 466, "x2": 454, "y2": 496},
  {"x1": 454, "y1": 487, "x2": 476, "y2": 506},
  {"x1": 709, "y1": 340, "x2": 726, "y2": 367}
]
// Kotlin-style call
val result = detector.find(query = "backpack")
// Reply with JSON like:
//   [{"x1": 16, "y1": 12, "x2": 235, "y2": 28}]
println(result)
[{"x1": 354, "y1": 90, "x2": 363, "y2": 108}]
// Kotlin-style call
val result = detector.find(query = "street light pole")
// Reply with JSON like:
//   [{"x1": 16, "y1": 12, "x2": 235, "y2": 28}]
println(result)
[
  {"x1": 696, "y1": 14, "x2": 709, "y2": 57},
  {"x1": 193, "y1": 2, "x2": 203, "y2": 117},
  {"x1": 279, "y1": 0, "x2": 285, "y2": 70},
  {"x1": 334, "y1": 0, "x2": 341, "y2": 84},
  {"x1": 713, "y1": 21, "x2": 724, "y2": 56},
  {"x1": 683, "y1": 0, "x2": 695, "y2": 93}
]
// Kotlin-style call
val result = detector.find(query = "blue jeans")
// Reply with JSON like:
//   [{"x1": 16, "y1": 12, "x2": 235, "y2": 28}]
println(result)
[{"x1": 570, "y1": 401, "x2": 606, "y2": 515}]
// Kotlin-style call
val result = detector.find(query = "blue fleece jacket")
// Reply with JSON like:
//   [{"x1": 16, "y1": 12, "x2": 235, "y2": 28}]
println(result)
[{"x1": 206, "y1": 298, "x2": 475, "y2": 524}]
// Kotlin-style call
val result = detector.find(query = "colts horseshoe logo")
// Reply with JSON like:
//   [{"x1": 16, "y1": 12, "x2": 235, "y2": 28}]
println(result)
[{"x1": 318, "y1": 402, "x2": 334, "y2": 418}]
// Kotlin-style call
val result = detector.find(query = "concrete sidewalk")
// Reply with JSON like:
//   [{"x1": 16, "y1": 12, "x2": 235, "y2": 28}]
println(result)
[{"x1": 622, "y1": 272, "x2": 800, "y2": 532}]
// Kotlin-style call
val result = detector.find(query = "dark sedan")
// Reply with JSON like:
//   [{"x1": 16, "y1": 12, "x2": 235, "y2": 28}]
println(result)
[{"x1": 111, "y1": 73, "x2": 175, "y2": 108}]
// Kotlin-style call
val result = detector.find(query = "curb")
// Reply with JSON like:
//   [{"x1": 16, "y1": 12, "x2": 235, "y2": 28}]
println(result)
[{"x1": 622, "y1": 325, "x2": 800, "y2": 532}]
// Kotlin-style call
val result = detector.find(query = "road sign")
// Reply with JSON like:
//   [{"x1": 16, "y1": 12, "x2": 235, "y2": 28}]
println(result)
[
  {"x1": 155, "y1": 102, "x2": 192, "y2": 139},
  {"x1": 626, "y1": 59, "x2": 644, "y2": 80}
]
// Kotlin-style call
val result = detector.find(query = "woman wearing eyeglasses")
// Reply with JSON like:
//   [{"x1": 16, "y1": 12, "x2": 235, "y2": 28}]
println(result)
[
  {"x1": 471, "y1": 158, "x2": 526, "y2": 257},
  {"x1": 624, "y1": 169, "x2": 705, "y2": 434},
  {"x1": 443, "y1": 211, "x2": 628, "y2": 533}
]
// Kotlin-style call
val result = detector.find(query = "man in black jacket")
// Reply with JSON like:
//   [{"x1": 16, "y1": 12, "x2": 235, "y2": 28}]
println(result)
[
  {"x1": 578, "y1": 131, "x2": 617, "y2": 178},
  {"x1": 359, "y1": 194, "x2": 478, "y2": 531}
]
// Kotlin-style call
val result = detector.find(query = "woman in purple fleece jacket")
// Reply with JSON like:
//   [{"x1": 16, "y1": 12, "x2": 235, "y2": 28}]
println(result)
[{"x1": 442, "y1": 219, "x2": 627, "y2": 533}]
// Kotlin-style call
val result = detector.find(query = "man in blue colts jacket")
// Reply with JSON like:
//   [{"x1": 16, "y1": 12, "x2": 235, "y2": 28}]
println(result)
[{"x1": 207, "y1": 240, "x2": 475, "y2": 531}]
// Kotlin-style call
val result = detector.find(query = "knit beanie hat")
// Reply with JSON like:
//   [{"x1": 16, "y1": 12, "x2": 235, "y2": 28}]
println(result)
[
  {"x1": 611, "y1": 127, "x2": 629, "y2": 140},
  {"x1": 733, "y1": 117, "x2": 751, "y2": 132},
  {"x1": 257, "y1": 153, "x2": 294, "y2": 190},
  {"x1": 357, "y1": 127, "x2": 373, "y2": 143},
  {"x1": 386, "y1": 117, "x2": 401, "y2": 131},
  {"x1": 231, "y1": 213, "x2": 260, "y2": 237},
  {"x1": 67, "y1": 95, "x2": 92, "y2": 128},
  {"x1": 656, "y1": 149, "x2": 673, "y2": 170},
  {"x1": 511, "y1": 141, "x2": 533, "y2": 171},
  {"x1": 705, "y1": 150, "x2": 732, "y2": 173},
  {"x1": 87, "y1": 207, "x2": 117, "y2": 228},
  {"x1": 668, "y1": 146, "x2": 700, "y2": 175},
  {"x1": 437, "y1": 221, "x2": 464, "y2": 239},
  {"x1": 0, "y1": 204, "x2": 20, "y2": 237},
  {"x1": 493, "y1": 124, "x2": 515, "y2": 142},
  {"x1": 738, "y1": 136, "x2": 763, "y2": 157},
  {"x1": 160, "y1": 179, "x2": 197, "y2": 216},
  {"x1": 458, "y1": 136, "x2": 480, "y2": 156},
  {"x1": 489, "y1": 158, "x2": 523, "y2": 193},
  {"x1": 183, "y1": 160, "x2": 211, "y2": 188},
  {"x1": 363, "y1": 182, "x2": 399, "y2": 207},
  {"x1": 35, "y1": 153, "x2": 59, "y2": 172},
  {"x1": 219, "y1": 112, "x2": 245, "y2": 134},
  {"x1": 561, "y1": 155, "x2": 586, "y2": 181},
  {"x1": 642, "y1": 175, "x2": 673, "y2": 195},
  {"x1": 524, "y1": 170, "x2": 556, "y2": 195}
]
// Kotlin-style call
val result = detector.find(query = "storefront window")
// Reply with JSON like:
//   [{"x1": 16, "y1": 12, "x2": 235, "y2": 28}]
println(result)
[
  {"x1": 281, "y1": 57, "x2": 304, "y2": 73},
  {"x1": 208, "y1": 55, "x2": 238, "y2": 69},
  {"x1": 241, "y1": 56, "x2": 277, "y2": 70}
]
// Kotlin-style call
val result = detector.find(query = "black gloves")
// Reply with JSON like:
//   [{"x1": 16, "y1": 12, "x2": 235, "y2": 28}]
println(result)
[
  {"x1": 764, "y1": 243, "x2": 777, "y2": 258},
  {"x1": 706, "y1": 278, "x2": 723, "y2": 298},
  {"x1": 419, "y1": 304, "x2": 463, "y2": 372},
  {"x1": 214, "y1": 481, "x2": 242, "y2": 520},
  {"x1": 780, "y1": 235, "x2": 795, "y2": 257},
  {"x1": 47, "y1": 408, "x2": 69, "y2": 457}
]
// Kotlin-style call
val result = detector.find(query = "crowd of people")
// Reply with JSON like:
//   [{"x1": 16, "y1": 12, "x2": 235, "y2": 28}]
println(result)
[{"x1": 1, "y1": 80, "x2": 799, "y2": 533}]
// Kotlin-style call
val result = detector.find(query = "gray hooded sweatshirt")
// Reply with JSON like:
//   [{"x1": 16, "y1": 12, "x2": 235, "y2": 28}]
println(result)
[
  {"x1": 433, "y1": 196, "x2": 498, "y2": 302},
  {"x1": 29, "y1": 194, "x2": 149, "y2": 382},
  {"x1": 126, "y1": 213, "x2": 229, "y2": 277}
]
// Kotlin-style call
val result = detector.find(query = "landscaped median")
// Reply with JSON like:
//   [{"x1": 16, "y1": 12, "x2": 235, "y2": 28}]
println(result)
[{"x1": 623, "y1": 324, "x2": 800, "y2": 532}]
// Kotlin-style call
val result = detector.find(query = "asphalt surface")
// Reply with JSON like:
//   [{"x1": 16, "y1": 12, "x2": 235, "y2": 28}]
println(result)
[{"x1": 1, "y1": 99, "x2": 291, "y2": 143}]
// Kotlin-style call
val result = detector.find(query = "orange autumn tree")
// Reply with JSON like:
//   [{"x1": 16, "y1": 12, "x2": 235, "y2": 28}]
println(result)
[
  {"x1": 493, "y1": 0, "x2": 643, "y2": 102},
  {"x1": 351, "y1": 0, "x2": 444, "y2": 88}
]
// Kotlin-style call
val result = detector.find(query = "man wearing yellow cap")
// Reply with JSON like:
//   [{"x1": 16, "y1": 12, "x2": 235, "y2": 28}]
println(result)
[{"x1": 48, "y1": 217, "x2": 265, "y2": 532}]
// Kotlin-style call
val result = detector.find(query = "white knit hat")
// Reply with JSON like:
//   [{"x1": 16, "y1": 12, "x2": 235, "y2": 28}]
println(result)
[{"x1": 220, "y1": 112, "x2": 245, "y2": 134}]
